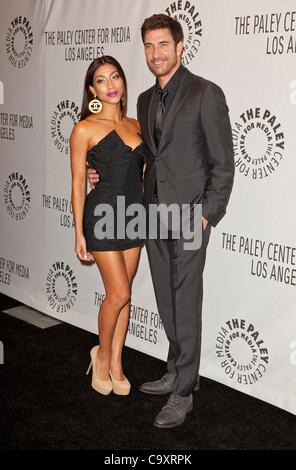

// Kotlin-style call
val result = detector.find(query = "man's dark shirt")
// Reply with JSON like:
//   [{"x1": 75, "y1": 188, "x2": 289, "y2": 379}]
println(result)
[{"x1": 149, "y1": 64, "x2": 186, "y2": 144}]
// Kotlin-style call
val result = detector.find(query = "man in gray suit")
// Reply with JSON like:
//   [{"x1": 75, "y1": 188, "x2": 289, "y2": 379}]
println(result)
[
  {"x1": 89, "y1": 14, "x2": 234, "y2": 429},
  {"x1": 137, "y1": 14, "x2": 234, "y2": 428}
]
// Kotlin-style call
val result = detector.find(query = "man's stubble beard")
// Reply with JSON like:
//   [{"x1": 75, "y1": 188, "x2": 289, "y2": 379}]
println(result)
[{"x1": 147, "y1": 56, "x2": 178, "y2": 79}]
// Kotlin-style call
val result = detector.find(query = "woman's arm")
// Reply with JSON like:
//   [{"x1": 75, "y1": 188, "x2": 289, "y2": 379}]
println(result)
[{"x1": 70, "y1": 122, "x2": 93, "y2": 261}]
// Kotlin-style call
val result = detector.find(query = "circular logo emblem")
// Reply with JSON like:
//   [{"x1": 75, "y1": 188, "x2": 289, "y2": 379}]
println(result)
[
  {"x1": 50, "y1": 100, "x2": 80, "y2": 155},
  {"x1": 216, "y1": 319, "x2": 269, "y2": 384},
  {"x1": 165, "y1": 1, "x2": 202, "y2": 65},
  {"x1": 3, "y1": 172, "x2": 31, "y2": 221},
  {"x1": 46, "y1": 262, "x2": 78, "y2": 313},
  {"x1": 6, "y1": 16, "x2": 33, "y2": 68},
  {"x1": 232, "y1": 107, "x2": 285, "y2": 180}
]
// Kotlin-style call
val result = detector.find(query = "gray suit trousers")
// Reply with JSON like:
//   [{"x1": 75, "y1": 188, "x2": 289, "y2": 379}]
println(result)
[{"x1": 146, "y1": 223, "x2": 211, "y2": 396}]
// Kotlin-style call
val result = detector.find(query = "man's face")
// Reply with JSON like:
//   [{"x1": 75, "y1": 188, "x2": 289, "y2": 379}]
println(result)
[{"x1": 143, "y1": 28, "x2": 183, "y2": 80}]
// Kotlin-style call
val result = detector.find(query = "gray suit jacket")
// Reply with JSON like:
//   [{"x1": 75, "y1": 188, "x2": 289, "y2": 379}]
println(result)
[{"x1": 137, "y1": 68, "x2": 234, "y2": 227}]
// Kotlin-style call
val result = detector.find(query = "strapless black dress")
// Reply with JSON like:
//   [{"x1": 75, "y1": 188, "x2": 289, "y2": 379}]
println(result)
[{"x1": 83, "y1": 130, "x2": 145, "y2": 251}]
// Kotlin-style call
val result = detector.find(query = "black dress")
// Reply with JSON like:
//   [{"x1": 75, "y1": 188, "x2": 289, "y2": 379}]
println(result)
[{"x1": 83, "y1": 130, "x2": 145, "y2": 251}]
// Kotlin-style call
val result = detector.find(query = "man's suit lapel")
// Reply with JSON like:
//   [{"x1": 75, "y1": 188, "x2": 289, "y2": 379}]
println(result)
[{"x1": 158, "y1": 70, "x2": 193, "y2": 153}]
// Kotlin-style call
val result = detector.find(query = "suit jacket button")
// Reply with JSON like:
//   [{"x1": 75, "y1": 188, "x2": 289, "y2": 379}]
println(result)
[{"x1": 156, "y1": 154, "x2": 160, "y2": 160}]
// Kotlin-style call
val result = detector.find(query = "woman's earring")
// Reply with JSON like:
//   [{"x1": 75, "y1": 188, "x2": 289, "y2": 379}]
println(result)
[{"x1": 88, "y1": 96, "x2": 103, "y2": 114}]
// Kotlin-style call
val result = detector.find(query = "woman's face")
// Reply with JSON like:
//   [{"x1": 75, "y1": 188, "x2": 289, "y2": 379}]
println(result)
[{"x1": 89, "y1": 64, "x2": 124, "y2": 104}]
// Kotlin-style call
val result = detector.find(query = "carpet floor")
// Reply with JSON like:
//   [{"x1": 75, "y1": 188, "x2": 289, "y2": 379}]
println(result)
[{"x1": 0, "y1": 293, "x2": 295, "y2": 450}]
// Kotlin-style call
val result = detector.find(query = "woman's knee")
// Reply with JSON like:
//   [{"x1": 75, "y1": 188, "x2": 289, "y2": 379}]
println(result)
[{"x1": 106, "y1": 289, "x2": 130, "y2": 310}]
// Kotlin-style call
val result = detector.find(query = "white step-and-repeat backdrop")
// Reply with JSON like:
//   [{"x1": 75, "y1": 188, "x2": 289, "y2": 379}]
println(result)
[{"x1": 1, "y1": 0, "x2": 296, "y2": 414}]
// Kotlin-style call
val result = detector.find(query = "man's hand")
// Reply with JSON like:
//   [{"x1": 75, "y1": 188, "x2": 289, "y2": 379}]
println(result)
[{"x1": 87, "y1": 167, "x2": 100, "y2": 189}]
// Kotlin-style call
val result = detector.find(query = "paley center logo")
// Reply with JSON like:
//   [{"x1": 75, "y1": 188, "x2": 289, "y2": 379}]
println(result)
[
  {"x1": 232, "y1": 107, "x2": 285, "y2": 180},
  {"x1": 50, "y1": 100, "x2": 80, "y2": 155},
  {"x1": 46, "y1": 261, "x2": 78, "y2": 313},
  {"x1": 165, "y1": 0, "x2": 202, "y2": 65},
  {"x1": 216, "y1": 318, "x2": 269, "y2": 385},
  {"x1": 6, "y1": 16, "x2": 33, "y2": 68},
  {"x1": 3, "y1": 172, "x2": 31, "y2": 221}
]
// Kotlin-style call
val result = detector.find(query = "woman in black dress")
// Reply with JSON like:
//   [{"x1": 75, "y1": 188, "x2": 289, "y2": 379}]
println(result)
[{"x1": 70, "y1": 57, "x2": 145, "y2": 396}]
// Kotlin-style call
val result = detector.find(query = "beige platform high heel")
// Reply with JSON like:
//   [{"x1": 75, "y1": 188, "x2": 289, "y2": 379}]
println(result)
[
  {"x1": 86, "y1": 346, "x2": 113, "y2": 395},
  {"x1": 109, "y1": 371, "x2": 131, "y2": 396}
]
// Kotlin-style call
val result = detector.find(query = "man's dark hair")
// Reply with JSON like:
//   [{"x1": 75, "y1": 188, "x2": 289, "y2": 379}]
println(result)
[{"x1": 141, "y1": 14, "x2": 184, "y2": 45}]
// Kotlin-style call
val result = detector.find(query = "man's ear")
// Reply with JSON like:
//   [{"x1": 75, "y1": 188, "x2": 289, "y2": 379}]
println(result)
[{"x1": 176, "y1": 41, "x2": 184, "y2": 58}]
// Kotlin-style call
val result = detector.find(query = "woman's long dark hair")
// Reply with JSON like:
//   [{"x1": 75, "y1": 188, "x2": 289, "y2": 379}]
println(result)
[{"x1": 80, "y1": 56, "x2": 128, "y2": 120}]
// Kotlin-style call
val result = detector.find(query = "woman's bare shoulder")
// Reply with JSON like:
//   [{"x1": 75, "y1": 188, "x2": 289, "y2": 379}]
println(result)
[
  {"x1": 126, "y1": 117, "x2": 141, "y2": 131},
  {"x1": 72, "y1": 119, "x2": 90, "y2": 134},
  {"x1": 71, "y1": 117, "x2": 100, "y2": 139}
]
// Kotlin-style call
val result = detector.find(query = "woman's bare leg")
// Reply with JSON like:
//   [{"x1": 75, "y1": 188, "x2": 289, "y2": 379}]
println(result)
[
  {"x1": 92, "y1": 250, "x2": 130, "y2": 381},
  {"x1": 110, "y1": 246, "x2": 142, "y2": 380}
]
